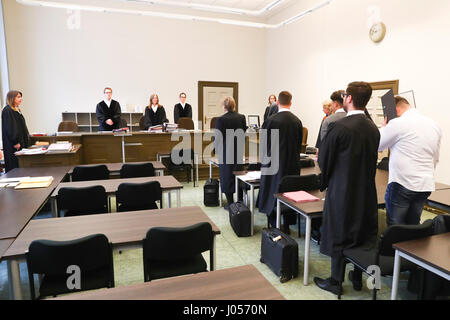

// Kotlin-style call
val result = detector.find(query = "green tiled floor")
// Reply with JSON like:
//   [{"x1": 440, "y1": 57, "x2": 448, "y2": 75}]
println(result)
[{"x1": 0, "y1": 181, "x2": 431, "y2": 300}]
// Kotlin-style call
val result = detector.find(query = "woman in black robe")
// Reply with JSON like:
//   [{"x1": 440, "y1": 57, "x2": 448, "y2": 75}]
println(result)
[
  {"x1": 144, "y1": 94, "x2": 169, "y2": 130},
  {"x1": 1, "y1": 91, "x2": 30, "y2": 172}
]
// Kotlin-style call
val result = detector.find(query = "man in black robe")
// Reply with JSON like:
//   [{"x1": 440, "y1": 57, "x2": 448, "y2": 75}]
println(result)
[
  {"x1": 258, "y1": 91, "x2": 303, "y2": 231},
  {"x1": 314, "y1": 82, "x2": 380, "y2": 295},
  {"x1": 214, "y1": 97, "x2": 247, "y2": 209},
  {"x1": 96, "y1": 87, "x2": 122, "y2": 131},
  {"x1": 174, "y1": 92, "x2": 193, "y2": 124}
]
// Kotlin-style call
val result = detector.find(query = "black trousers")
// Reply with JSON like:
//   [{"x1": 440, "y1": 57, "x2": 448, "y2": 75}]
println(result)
[{"x1": 331, "y1": 255, "x2": 362, "y2": 282}]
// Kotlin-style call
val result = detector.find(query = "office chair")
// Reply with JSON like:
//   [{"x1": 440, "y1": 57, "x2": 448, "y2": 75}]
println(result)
[
  {"x1": 168, "y1": 149, "x2": 195, "y2": 185},
  {"x1": 120, "y1": 162, "x2": 155, "y2": 178},
  {"x1": 338, "y1": 220, "x2": 434, "y2": 300},
  {"x1": 177, "y1": 117, "x2": 195, "y2": 130},
  {"x1": 57, "y1": 185, "x2": 109, "y2": 217},
  {"x1": 72, "y1": 165, "x2": 110, "y2": 182},
  {"x1": 119, "y1": 118, "x2": 127, "y2": 128},
  {"x1": 57, "y1": 121, "x2": 79, "y2": 132},
  {"x1": 26, "y1": 234, "x2": 115, "y2": 300},
  {"x1": 301, "y1": 127, "x2": 308, "y2": 153},
  {"x1": 142, "y1": 222, "x2": 214, "y2": 282},
  {"x1": 210, "y1": 117, "x2": 217, "y2": 129},
  {"x1": 115, "y1": 181, "x2": 162, "y2": 212},
  {"x1": 139, "y1": 116, "x2": 146, "y2": 130}
]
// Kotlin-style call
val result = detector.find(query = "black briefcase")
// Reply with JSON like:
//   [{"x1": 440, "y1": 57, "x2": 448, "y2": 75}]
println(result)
[
  {"x1": 260, "y1": 228, "x2": 298, "y2": 283},
  {"x1": 203, "y1": 179, "x2": 219, "y2": 207},
  {"x1": 229, "y1": 202, "x2": 252, "y2": 237}
]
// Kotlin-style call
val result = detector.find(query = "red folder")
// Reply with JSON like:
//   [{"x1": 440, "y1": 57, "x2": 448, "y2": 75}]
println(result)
[{"x1": 282, "y1": 191, "x2": 320, "y2": 203}]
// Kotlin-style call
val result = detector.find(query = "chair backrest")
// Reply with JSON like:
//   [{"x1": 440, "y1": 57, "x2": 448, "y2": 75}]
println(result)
[
  {"x1": 26, "y1": 234, "x2": 114, "y2": 299},
  {"x1": 143, "y1": 222, "x2": 213, "y2": 261},
  {"x1": 119, "y1": 118, "x2": 127, "y2": 128},
  {"x1": 116, "y1": 181, "x2": 162, "y2": 212},
  {"x1": 57, "y1": 185, "x2": 108, "y2": 217},
  {"x1": 278, "y1": 174, "x2": 321, "y2": 193},
  {"x1": 377, "y1": 157, "x2": 389, "y2": 171},
  {"x1": 120, "y1": 163, "x2": 155, "y2": 178},
  {"x1": 58, "y1": 121, "x2": 79, "y2": 132},
  {"x1": 247, "y1": 163, "x2": 261, "y2": 171},
  {"x1": 170, "y1": 149, "x2": 194, "y2": 166},
  {"x1": 301, "y1": 127, "x2": 308, "y2": 153},
  {"x1": 379, "y1": 220, "x2": 434, "y2": 257},
  {"x1": 210, "y1": 117, "x2": 217, "y2": 129},
  {"x1": 432, "y1": 214, "x2": 450, "y2": 235},
  {"x1": 177, "y1": 117, "x2": 194, "y2": 130},
  {"x1": 139, "y1": 116, "x2": 146, "y2": 130},
  {"x1": 72, "y1": 165, "x2": 110, "y2": 182}
]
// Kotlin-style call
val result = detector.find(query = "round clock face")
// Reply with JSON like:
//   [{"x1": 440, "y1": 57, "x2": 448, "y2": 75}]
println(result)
[{"x1": 370, "y1": 22, "x2": 386, "y2": 43}]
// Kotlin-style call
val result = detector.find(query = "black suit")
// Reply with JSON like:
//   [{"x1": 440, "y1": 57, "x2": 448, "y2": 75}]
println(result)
[
  {"x1": 144, "y1": 106, "x2": 168, "y2": 129},
  {"x1": 96, "y1": 100, "x2": 122, "y2": 131},
  {"x1": 174, "y1": 103, "x2": 193, "y2": 124}
]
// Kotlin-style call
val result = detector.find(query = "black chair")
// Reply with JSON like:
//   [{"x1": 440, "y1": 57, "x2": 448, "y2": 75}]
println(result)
[
  {"x1": 26, "y1": 234, "x2": 115, "y2": 299},
  {"x1": 72, "y1": 165, "x2": 110, "y2": 182},
  {"x1": 115, "y1": 181, "x2": 162, "y2": 212},
  {"x1": 139, "y1": 116, "x2": 146, "y2": 130},
  {"x1": 142, "y1": 222, "x2": 214, "y2": 282},
  {"x1": 57, "y1": 186, "x2": 109, "y2": 217},
  {"x1": 120, "y1": 163, "x2": 155, "y2": 178},
  {"x1": 377, "y1": 157, "x2": 389, "y2": 171},
  {"x1": 119, "y1": 118, "x2": 127, "y2": 128},
  {"x1": 57, "y1": 121, "x2": 79, "y2": 132},
  {"x1": 168, "y1": 149, "x2": 195, "y2": 185},
  {"x1": 338, "y1": 220, "x2": 434, "y2": 300}
]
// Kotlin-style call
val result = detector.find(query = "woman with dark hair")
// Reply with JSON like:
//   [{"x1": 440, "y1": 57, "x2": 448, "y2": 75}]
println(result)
[
  {"x1": 264, "y1": 94, "x2": 277, "y2": 122},
  {"x1": 1, "y1": 91, "x2": 30, "y2": 172},
  {"x1": 144, "y1": 94, "x2": 168, "y2": 130}
]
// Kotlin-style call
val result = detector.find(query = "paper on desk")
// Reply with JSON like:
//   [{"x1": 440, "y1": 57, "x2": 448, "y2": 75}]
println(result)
[
  {"x1": 16, "y1": 148, "x2": 47, "y2": 155},
  {"x1": 14, "y1": 176, "x2": 54, "y2": 189},
  {"x1": 282, "y1": 191, "x2": 320, "y2": 203},
  {"x1": 239, "y1": 171, "x2": 261, "y2": 181},
  {"x1": 0, "y1": 177, "x2": 30, "y2": 183}
]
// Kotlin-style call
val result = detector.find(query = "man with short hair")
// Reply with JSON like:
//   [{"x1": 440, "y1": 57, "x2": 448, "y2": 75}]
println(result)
[
  {"x1": 174, "y1": 92, "x2": 193, "y2": 124},
  {"x1": 96, "y1": 87, "x2": 122, "y2": 131},
  {"x1": 314, "y1": 82, "x2": 380, "y2": 295},
  {"x1": 320, "y1": 90, "x2": 347, "y2": 141},
  {"x1": 379, "y1": 96, "x2": 441, "y2": 226}
]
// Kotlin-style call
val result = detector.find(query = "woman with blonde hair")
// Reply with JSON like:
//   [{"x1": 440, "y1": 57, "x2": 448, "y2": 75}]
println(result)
[
  {"x1": 1, "y1": 90, "x2": 30, "y2": 172},
  {"x1": 144, "y1": 94, "x2": 168, "y2": 130},
  {"x1": 315, "y1": 100, "x2": 333, "y2": 149},
  {"x1": 264, "y1": 94, "x2": 277, "y2": 122}
]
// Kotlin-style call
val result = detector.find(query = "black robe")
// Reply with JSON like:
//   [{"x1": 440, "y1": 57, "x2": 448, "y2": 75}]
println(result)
[
  {"x1": 318, "y1": 114, "x2": 380, "y2": 259},
  {"x1": 214, "y1": 111, "x2": 247, "y2": 194},
  {"x1": 263, "y1": 103, "x2": 279, "y2": 125},
  {"x1": 174, "y1": 103, "x2": 193, "y2": 124},
  {"x1": 144, "y1": 106, "x2": 168, "y2": 129},
  {"x1": 1, "y1": 105, "x2": 30, "y2": 172},
  {"x1": 258, "y1": 111, "x2": 303, "y2": 215},
  {"x1": 96, "y1": 100, "x2": 122, "y2": 131},
  {"x1": 263, "y1": 106, "x2": 271, "y2": 123}
]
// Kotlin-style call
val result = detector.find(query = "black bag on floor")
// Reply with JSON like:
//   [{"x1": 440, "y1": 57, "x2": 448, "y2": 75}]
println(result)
[
  {"x1": 229, "y1": 202, "x2": 252, "y2": 237},
  {"x1": 204, "y1": 179, "x2": 219, "y2": 207},
  {"x1": 300, "y1": 158, "x2": 315, "y2": 168},
  {"x1": 260, "y1": 228, "x2": 298, "y2": 283}
]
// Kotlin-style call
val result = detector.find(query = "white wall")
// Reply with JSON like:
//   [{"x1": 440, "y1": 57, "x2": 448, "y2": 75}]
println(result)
[
  {"x1": 3, "y1": 0, "x2": 267, "y2": 132},
  {"x1": 266, "y1": 0, "x2": 450, "y2": 184}
]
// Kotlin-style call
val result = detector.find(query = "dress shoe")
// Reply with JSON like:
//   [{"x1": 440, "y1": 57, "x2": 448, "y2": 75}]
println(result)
[
  {"x1": 224, "y1": 204, "x2": 230, "y2": 211},
  {"x1": 311, "y1": 229, "x2": 321, "y2": 244},
  {"x1": 348, "y1": 270, "x2": 363, "y2": 291},
  {"x1": 314, "y1": 277, "x2": 343, "y2": 295}
]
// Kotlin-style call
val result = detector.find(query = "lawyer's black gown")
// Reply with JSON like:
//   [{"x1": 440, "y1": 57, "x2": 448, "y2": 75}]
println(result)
[
  {"x1": 1, "y1": 105, "x2": 30, "y2": 172},
  {"x1": 214, "y1": 111, "x2": 247, "y2": 194},
  {"x1": 96, "y1": 100, "x2": 122, "y2": 131},
  {"x1": 318, "y1": 114, "x2": 380, "y2": 259},
  {"x1": 174, "y1": 103, "x2": 193, "y2": 124},
  {"x1": 258, "y1": 111, "x2": 303, "y2": 216},
  {"x1": 144, "y1": 106, "x2": 169, "y2": 129}
]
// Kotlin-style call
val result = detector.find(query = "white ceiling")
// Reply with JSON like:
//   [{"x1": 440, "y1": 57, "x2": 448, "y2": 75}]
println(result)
[{"x1": 143, "y1": 0, "x2": 278, "y2": 11}]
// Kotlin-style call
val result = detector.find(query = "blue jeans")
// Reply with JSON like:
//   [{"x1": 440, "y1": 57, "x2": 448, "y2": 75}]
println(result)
[{"x1": 385, "y1": 182, "x2": 431, "y2": 226}]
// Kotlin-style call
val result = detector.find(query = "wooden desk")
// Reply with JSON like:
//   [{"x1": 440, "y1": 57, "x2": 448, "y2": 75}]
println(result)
[
  {"x1": 3, "y1": 206, "x2": 220, "y2": 300},
  {"x1": 391, "y1": 233, "x2": 450, "y2": 300},
  {"x1": 435, "y1": 182, "x2": 450, "y2": 191},
  {"x1": 68, "y1": 161, "x2": 166, "y2": 178},
  {"x1": 52, "y1": 265, "x2": 284, "y2": 300},
  {"x1": 16, "y1": 145, "x2": 82, "y2": 168},
  {"x1": 0, "y1": 238, "x2": 14, "y2": 261},
  {"x1": 51, "y1": 176, "x2": 184, "y2": 215},
  {"x1": 427, "y1": 189, "x2": 450, "y2": 212}
]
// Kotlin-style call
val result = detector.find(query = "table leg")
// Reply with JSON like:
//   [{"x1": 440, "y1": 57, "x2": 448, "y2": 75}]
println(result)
[
  {"x1": 391, "y1": 250, "x2": 401, "y2": 300},
  {"x1": 195, "y1": 154, "x2": 199, "y2": 187},
  {"x1": 219, "y1": 183, "x2": 222, "y2": 207},
  {"x1": 168, "y1": 192, "x2": 172, "y2": 208},
  {"x1": 51, "y1": 197, "x2": 58, "y2": 218},
  {"x1": 209, "y1": 161, "x2": 212, "y2": 179},
  {"x1": 212, "y1": 236, "x2": 217, "y2": 271},
  {"x1": 121, "y1": 136, "x2": 125, "y2": 163},
  {"x1": 304, "y1": 216, "x2": 312, "y2": 286},
  {"x1": 177, "y1": 189, "x2": 181, "y2": 208},
  {"x1": 250, "y1": 185, "x2": 254, "y2": 236},
  {"x1": 235, "y1": 176, "x2": 239, "y2": 203},
  {"x1": 276, "y1": 200, "x2": 281, "y2": 229},
  {"x1": 7, "y1": 260, "x2": 23, "y2": 300}
]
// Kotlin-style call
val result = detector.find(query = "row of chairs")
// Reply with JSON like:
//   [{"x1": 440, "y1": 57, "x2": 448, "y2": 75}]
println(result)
[
  {"x1": 72, "y1": 163, "x2": 156, "y2": 182},
  {"x1": 26, "y1": 222, "x2": 215, "y2": 299}
]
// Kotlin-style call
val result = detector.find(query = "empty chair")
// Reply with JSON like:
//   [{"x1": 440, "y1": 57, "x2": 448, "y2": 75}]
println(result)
[
  {"x1": 72, "y1": 165, "x2": 110, "y2": 182},
  {"x1": 210, "y1": 117, "x2": 217, "y2": 129},
  {"x1": 115, "y1": 181, "x2": 162, "y2": 212},
  {"x1": 168, "y1": 149, "x2": 195, "y2": 185},
  {"x1": 57, "y1": 185, "x2": 108, "y2": 217},
  {"x1": 338, "y1": 220, "x2": 434, "y2": 300},
  {"x1": 139, "y1": 116, "x2": 146, "y2": 130},
  {"x1": 57, "y1": 121, "x2": 79, "y2": 132},
  {"x1": 26, "y1": 234, "x2": 115, "y2": 299},
  {"x1": 142, "y1": 222, "x2": 214, "y2": 282},
  {"x1": 120, "y1": 162, "x2": 155, "y2": 178},
  {"x1": 301, "y1": 127, "x2": 308, "y2": 153},
  {"x1": 119, "y1": 118, "x2": 127, "y2": 128},
  {"x1": 177, "y1": 117, "x2": 194, "y2": 130}
]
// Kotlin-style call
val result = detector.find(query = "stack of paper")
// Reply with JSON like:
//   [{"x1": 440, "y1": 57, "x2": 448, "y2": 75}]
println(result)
[
  {"x1": 15, "y1": 148, "x2": 47, "y2": 155},
  {"x1": 0, "y1": 177, "x2": 30, "y2": 188},
  {"x1": 15, "y1": 176, "x2": 54, "y2": 189},
  {"x1": 165, "y1": 123, "x2": 178, "y2": 132},
  {"x1": 239, "y1": 171, "x2": 261, "y2": 182},
  {"x1": 47, "y1": 143, "x2": 73, "y2": 152},
  {"x1": 282, "y1": 191, "x2": 320, "y2": 203},
  {"x1": 149, "y1": 125, "x2": 163, "y2": 133}
]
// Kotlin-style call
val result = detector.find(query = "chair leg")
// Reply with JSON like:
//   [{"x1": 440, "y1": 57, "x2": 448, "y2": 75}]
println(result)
[
  {"x1": 338, "y1": 259, "x2": 347, "y2": 300},
  {"x1": 297, "y1": 216, "x2": 301, "y2": 238},
  {"x1": 372, "y1": 288, "x2": 377, "y2": 300}
]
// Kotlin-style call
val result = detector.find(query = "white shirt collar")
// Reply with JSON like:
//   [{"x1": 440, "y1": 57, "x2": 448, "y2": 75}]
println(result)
[
  {"x1": 104, "y1": 99, "x2": 112, "y2": 107},
  {"x1": 278, "y1": 107, "x2": 290, "y2": 113},
  {"x1": 346, "y1": 110, "x2": 365, "y2": 117},
  {"x1": 335, "y1": 108, "x2": 346, "y2": 114},
  {"x1": 151, "y1": 105, "x2": 158, "y2": 113},
  {"x1": 180, "y1": 102, "x2": 186, "y2": 108}
]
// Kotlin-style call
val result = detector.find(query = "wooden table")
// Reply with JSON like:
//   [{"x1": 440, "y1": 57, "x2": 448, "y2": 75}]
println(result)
[
  {"x1": 51, "y1": 265, "x2": 284, "y2": 300},
  {"x1": 0, "y1": 238, "x2": 14, "y2": 261},
  {"x1": 67, "y1": 161, "x2": 166, "y2": 178},
  {"x1": 3, "y1": 206, "x2": 220, "y2": 300},
  {"x1": 16, "y1": 145, "x2": 82, "y2": 168},
  {"x1": 427, "y1": 189, "x2": 450, "y2": 213},
  {"x1": 51, "y1": 175, "x2": 183, "y2": 216},
  {"x1": 391, "y1": 232, "x2": 450, "y2": 300}
]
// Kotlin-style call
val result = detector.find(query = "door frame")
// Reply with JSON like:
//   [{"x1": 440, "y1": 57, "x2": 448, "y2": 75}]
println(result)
[{"x1": 198, "y1": 81, "x2": 239, "y2": 128}]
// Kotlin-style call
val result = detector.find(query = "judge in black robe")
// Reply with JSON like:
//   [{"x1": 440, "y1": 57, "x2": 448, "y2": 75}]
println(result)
[
  {"x1": 263, "y1": 102, "x2": 279, "y2": 125},
  {"x1": 314, "y1": 82, "x2": 380, "y2": 294},
  {"x1": 144, "y1": 106, "x2": 169, "y2": 129},
  {"x1": 174, "y1": 93, "x2": 193, "y2": 124},
  {"x1": 258, "y1": 92, "x2": 303, "y2": 228},
  {"x1": 96, "y1": 100, "x2": 122, "y2": 131},
  {"x1": 213, "y1": 97, "x2": 247, "y2": 208},
  {"x1": 1, "y1": 91, "x2": 30, "y2": 172},
  {"x1": 263, "y1": 94, "x2": 277, "y2": 123}
]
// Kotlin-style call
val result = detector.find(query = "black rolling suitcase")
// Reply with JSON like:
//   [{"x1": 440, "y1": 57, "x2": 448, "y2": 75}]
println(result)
[
  {"x1": 260, "y1": 228, "x2": 298, "y2": 283},
  {"x1": 229, "y1": 202, "x2": 252, "y2": 237},
  {"x1": 203, "y1": 179, "x2": 219, "y2": 207}
]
